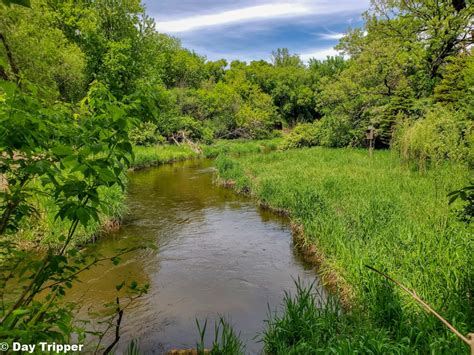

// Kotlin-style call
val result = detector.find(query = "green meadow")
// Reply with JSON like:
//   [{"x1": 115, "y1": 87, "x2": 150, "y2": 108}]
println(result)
[{"x1": 216, "y1": 146, "x2": 473, "y2": 353}]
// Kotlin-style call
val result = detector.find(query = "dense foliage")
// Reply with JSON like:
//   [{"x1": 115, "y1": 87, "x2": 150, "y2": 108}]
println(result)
[
  {"x1": 2, "y1": 0, "x2": 472, "y2": 154},
  {"x1": 1, "y1": 0, "x2": 472, "y2": 352}
]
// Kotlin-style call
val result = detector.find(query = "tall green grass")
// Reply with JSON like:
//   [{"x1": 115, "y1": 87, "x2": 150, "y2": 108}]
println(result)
[
  {"x1": 196, "y1": 316, "x2": 245, "y2": 355},
  {"x1": 202, "y1": 138, "x2": 281, "y2": 158},
  {"x1": 216, "y1": 147, "x2": 473, "y2": 353},
  {"x1": 132, "y1": 144, "x2": 198, "y2": 169},
  {"x1": 14, "y1": 181, "x2": 126, "y2": 248},
  {"x1": 14, "y1": 145, "x2": 199, "y2": 248},
  {"x1": 263, "y1": 279, "x2": 406, "y2": 354}
]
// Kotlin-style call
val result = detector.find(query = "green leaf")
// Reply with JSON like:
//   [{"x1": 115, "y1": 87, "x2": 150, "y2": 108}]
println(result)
[
  {"x1": 76, "y1": 207, "x2": 90, "y2": 226},
  {"x1": 98, "y1": 168, "x2": 118, "y2": 183},
  {"x1": 448, "y1": 194, "x2": 458, "y2": 205},
  {"x1": 12, "y1": 308, "x2": 30, "y2": 316},
  {"x1": 56, "y1": 322, "x2": 70, "y2": 334},
  {"x1": 51, "y1": 145, "x2": 74, "y2": 156},
  {"x1": 0, "y1": 80, "x2": 18, "y2": 96},
  {"x1": 68, "y1": 248, "x2": 78, "y2": 257},
  {"x1": 118, "y1": 141, "x2": 133, "y2": 154}
]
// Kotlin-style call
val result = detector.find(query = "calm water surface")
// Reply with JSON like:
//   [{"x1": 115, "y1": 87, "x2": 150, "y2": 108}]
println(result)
[{"x1": 70, "y1": 159, "x2": 324, "y2": 354}]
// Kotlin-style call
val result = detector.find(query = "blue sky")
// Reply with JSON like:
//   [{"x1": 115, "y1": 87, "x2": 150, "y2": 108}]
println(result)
[{"x1": 144, "y1": 0, "x2": 370, "y2": 63}]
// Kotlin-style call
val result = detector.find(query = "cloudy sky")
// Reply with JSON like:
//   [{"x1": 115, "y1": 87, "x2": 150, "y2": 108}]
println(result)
[{"x1": 144, "y1": 0, "x2": 370, "y2": 63}]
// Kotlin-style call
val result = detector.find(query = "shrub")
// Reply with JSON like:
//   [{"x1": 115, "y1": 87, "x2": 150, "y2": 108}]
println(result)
[
  {"x1": 280, "y1": 115, "x2": 360, "y2": 151},
  {"x1": 235, "y1": 104, "x2": 277, "y2": 139},
  {"x1": 393, "y1": 105, "x2": 473, "y2": 170},
  {"x1": 153, "y1": 114, "x2": 215, "y2": 144},
  {"x1": 318, "y1": 114, "x2": 359, "y2": 148},
  {"x1": 279, "y1": 122, "x2": 321, "y2": 150},
  {"x1": 177, "y1": 115, "x2": 215, "y2": 143},
  {"x1": 129, "y1": 121, "x2": 165, "y2": 146},
  {"x1": 201, "y1": 126, "x2": 215, "y2": 145}
]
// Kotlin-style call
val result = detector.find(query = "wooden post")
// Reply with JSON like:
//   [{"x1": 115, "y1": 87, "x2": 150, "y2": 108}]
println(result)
[{"x1": 366, "y1": 126, "x2": 375, "y2": 157}]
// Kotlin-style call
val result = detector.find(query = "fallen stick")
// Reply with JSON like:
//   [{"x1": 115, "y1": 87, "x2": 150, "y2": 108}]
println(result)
[{"x1": 365, "y1": 265, "x2": 473, "y2": 354}]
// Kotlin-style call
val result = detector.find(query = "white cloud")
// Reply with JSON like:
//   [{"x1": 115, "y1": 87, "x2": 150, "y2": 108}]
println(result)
[
  {"x1": 155, "y1": 3, "x2": 309, "y2": 33},
  {"x1": 155, "y1": 0, "x2": 370, "y2": 33},
  {"x1": 318, "y1": 32, "x2": 344, "y2": 40},
  {"x1": 299, "y1": 47, "x2": 341, "y2": 62}
]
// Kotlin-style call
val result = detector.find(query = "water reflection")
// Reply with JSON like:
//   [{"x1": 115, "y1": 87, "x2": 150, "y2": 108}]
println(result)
[{"x1": 69, "y1": 160, "x2": 324, "y2": 354}]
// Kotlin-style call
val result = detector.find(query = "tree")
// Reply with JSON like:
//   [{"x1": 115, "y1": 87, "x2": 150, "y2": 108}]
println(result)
[
  {"x1": 309, "y1": 56, "x2": 347, "y2": 79},
  {"x1": 434, "y1": 51, "x2": 474, "y2": 116},
  {"x1": 0, "y1": 1, "x2": 87, "y2": 101},
  {"x1": 370, "y1": 0, "x2": 473, "y2": 82},
  {"x1": 205, "y1": 59, "x2": 228, "y2": 83},
  {"x1": 271, "y1": 48, "x2": 303, "y2": 68}
]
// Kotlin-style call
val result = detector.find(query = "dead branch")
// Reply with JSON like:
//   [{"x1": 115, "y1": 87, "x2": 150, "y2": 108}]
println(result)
[{"x1": 365, "y1": 265, "x2": 472, "y2": 351}]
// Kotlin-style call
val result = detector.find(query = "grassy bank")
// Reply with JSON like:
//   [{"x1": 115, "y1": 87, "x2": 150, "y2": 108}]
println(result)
[
  {"x1": 14, "y1": 183, "x2": 126, "y2": 248},
  {"x1": 215, "y1": 147, "x2": 473, "y2": 353},
  {"x1": 132, "y1": 144, "x2": 198, "y2": 169},
  {"x1": 202, "y1": 138, "x2": 281, "y2": 158},
  {"x1": 15, "y1": 140, "x2": 276, "y2": 248},
  {"x1": 133, "y1": 138, "x2": 282, "y2": 169},
  {"x1": 15, "y1": 145, "x2": 198, "y2": 248}
]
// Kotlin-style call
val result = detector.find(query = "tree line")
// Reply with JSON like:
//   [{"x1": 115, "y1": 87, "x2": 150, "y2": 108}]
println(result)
[
  {"x1": 0, "y1": 0, "x2": 472, "y2": 348},
  {"x1": 1, "y1": 1, "x2": 472, "y2": 163}
]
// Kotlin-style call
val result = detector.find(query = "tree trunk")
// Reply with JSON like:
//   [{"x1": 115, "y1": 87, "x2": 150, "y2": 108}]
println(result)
[{"x1": 0, "y1": 32, "x2": 20, "y2": 83}]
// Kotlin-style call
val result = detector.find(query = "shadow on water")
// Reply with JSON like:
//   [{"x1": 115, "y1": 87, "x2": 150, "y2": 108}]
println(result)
[{"x1": 69, "y1": 159, "x2": 325, "y2": 354}]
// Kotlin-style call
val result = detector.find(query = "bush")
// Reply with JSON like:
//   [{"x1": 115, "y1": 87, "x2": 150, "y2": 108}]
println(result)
[
  {"x1": 153, "y1": 114, "x2": 215, "y2": 144},
  {"x1": 393, "y1": 106, "x2": 473, "y2": 170},
  {"x1": 176, "y1": 115, "x2": 215, "y2": 143},
  {"x1": 201, "y1": 126, "x2": 215, "y2": 145},
  {"x1": 280, "y1": 115, "x2": 360, "y2": 151},
  {"x1": 279, "y1": 122, "x2": 321, "y2": 150},
  {"x1": 235, "y1": 104, "x2": 277, "y2": 139},
  {"x1": 318, "y1": 114, "x2": 359, "y2": 148},
  {"x1": 234, "y1": 88, "x2": 280, "y2": 139},
  {"x1": 129, "y1": 121, "x2": 165, "y2": 146}
]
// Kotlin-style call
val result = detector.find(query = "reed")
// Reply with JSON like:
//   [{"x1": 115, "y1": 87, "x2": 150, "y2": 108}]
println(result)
[{"x1": 196, "y1": 316, "x2": 245, "y2": 355}]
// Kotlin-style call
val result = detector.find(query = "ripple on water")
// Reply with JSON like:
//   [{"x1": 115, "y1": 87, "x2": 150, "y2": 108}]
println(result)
[{"x1": 70, "y1": 159, "x2": 325, "y2": 354}]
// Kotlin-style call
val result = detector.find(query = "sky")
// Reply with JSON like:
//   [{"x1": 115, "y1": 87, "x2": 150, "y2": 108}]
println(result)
[{"x1": 144, "y1": 0, "x2": 370, "y2": 63}]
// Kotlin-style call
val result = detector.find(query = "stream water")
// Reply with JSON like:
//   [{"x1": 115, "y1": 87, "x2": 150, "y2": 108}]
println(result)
[{"x1": 69, "y1": 159, "x2": 324, "y2": 354}]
